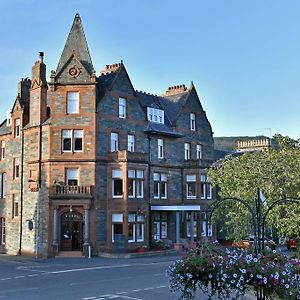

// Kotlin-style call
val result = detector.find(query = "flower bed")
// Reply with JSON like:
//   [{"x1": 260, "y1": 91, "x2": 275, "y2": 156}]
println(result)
[{"x1": 168, "y1": 241, "x2": 300, "y2": 299}]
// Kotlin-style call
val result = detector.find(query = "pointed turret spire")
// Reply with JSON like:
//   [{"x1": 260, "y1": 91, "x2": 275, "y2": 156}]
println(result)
[{"x1": 56, "y1": 13, "x2": 93, "y2": 75}]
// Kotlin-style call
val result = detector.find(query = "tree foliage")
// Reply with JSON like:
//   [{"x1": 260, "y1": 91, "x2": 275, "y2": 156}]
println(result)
[{"x1": 208, "y1": 134, "x2": 300, "y2": 240}]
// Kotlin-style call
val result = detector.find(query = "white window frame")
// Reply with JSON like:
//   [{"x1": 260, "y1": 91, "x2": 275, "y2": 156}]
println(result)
[
  {"x1": 153, "y1": 173, "x2": 167, "y2": 200},
  {"x1": 147, "y1": 107, "x2": 164, "y2": 124},
  {"x1": 112, "y1": 169, "x2": 123, "y2": 198},
  {"x1": 14, "y1": 158, "x2": 20, "y2": 179},
  {"x1": 62, "y1": 129, "x2": 83, "y2": 152},
  {"x1": 186, "y1": 174, "x2": 196, "y2": 199},
  {"x1": 13, "y1": 195, "x2": 19, "y2": 218},
  {"x1": 190, "y1": 113, "x2": 196, "y2": 131},
  {"x1": 111, "y1": 133, "x2": 119, "y2": 152},
  {"x1": 201, "y1": 175, "x2": 212, "y2": 200},
  {"x1": 128, "y1": 135, "x2": 135, "y2": 152},
  {"x1": 119, "y1": 98, "x2": 126, "y2": 118},
  {"x1": 128, "y1": 170, "x2": 144, "y2": 199},
  {"x1": 186, "y1": 212, "x2": 197, "y2": 237},
  {"x1": 184, "y1": 143, "x2": 191, "y2": 160},
  {"x1": 15, "y1": 118, "x2": 20, "y2": 138},
  {"x1": 112, "y1": 213, "x2": 123, "y2": 242},
  {"x1": 1, "y1": 141, "x2": 5, "y2": 160},
  {"x1": 66, "y1": 168, "x2": 79, "y2": 186},
  {"x1": 128, "y1": 213, "x2": 145, "y2": 242},
  {"x1": 158, "y1": 139, "x2": 164, "y2": 159},
  {"x1": 67, "y1": 92, "x2": 79, "y2": 114},
  {"x1": 73, "y1": 130, "x2": 83, "y2": 152},
  {"x1": 196, "y1": 144, "x2": 202, "y2": 160},
  {"x1": 0, "y1": 173, "x2": 6, "y2": 199},
  {"x1": 201, "y1": 212, "x2": 213, "y2": 237}
]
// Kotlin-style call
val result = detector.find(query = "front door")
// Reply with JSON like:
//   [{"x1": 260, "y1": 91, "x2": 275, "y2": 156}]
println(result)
[{"x1": 60, "y1": 211, "x2": 83, "y2": 251}]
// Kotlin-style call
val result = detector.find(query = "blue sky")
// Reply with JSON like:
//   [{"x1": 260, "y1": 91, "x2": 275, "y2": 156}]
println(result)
[{"x1": 1, "y1": 0, "x2": 300, "y2": 139}]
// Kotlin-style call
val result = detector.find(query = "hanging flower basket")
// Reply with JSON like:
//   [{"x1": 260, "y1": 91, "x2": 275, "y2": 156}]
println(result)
[{"x1": 167, "y1": 241, "x2": 300, "y2": 299}]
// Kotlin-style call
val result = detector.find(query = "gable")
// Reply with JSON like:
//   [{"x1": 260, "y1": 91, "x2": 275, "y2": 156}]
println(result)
[
  {"x1": 109, "y1": 66, "x2": 136, "y2": 96},
  {"x1": 55, "y1": 55, "x2": 93, "y2": 84}
]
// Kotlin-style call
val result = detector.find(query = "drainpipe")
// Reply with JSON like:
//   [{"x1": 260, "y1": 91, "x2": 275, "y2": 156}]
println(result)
[
  {"x1": 147, "y1": 135, "x2": 151, "y2": 246},
  {"x1": 18, "y1": 128, "x2": 25, "y2": 256}
]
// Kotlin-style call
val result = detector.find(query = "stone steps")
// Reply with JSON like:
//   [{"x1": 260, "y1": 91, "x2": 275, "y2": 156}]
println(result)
[{"x1": 55, "y1": 251, "x2": 84, "y2": 258}]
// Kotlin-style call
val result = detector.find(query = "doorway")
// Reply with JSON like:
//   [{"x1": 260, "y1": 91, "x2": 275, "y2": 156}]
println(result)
[{"x1": 60, "y1": 211, "x2": 83, "y2": 251}]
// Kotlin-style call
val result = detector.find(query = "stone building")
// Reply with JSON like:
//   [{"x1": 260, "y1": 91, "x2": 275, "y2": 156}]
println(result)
[{"x1": 0, "y1": 14, "x2": 214, "y2": 257}]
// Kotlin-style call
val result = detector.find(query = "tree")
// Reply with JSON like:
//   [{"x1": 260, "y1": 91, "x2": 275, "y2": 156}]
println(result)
[{"x1": 208, "y1": 134, "x2": 300, "y2": 242}]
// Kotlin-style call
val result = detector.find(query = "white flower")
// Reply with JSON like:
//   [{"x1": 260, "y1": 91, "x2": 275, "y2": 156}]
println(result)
[
  {"x1": 253, "y1": 258, "x2": 258, "y2": 262},
  {"x1": 233, "y1": 273, "x2": 238, "y2": 278},
  {"x1": 208, "y1": 274, "x2": 213, "y2": 279},
  {"x1": 285, "y1": 284, "x2": 290, "y2": 289},
  {"x1": 241, "y1": 269, "x2": 246, "y2": 273}
]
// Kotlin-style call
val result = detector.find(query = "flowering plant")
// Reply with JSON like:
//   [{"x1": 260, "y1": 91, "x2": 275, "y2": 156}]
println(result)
[{"x1": 168, "y1": 241, "x2": 300, "y2": 299}]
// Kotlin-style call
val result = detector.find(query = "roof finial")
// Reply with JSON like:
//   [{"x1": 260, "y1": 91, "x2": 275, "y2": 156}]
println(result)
[{"x1": 75, "y1": 13, "x2": 80, "y2": 18}]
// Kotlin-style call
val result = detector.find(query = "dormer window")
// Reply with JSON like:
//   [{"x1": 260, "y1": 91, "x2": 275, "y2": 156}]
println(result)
[{"x1": 147, "y1": 107, "x2": 164, "y2": 124}]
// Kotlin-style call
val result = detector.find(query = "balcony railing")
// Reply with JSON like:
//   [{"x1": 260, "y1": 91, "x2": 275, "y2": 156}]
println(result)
[
  {"x1": 50, "y1": 185, "x2": 93, "y2": 197},
  {"x1": 107, "y1": 150, "x2": 148, "y2": 162}
]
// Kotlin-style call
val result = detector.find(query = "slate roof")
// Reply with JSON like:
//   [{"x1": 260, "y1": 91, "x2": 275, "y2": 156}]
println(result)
[
  {"x1": 56, "y1": 13, "x2": 94, "y2": 76},
  {"x1": 0, "y1": 120, "x2": 11, "y2": 136},
  {"x1": 161, "y1": 91, "x2": 190, "y2": 125},
  {"x1": 97, "y1": 70, "x2": 119, "y2": 101},
  {"x1": 137, "y1": 91, "x2": 184, "y2": 137}
]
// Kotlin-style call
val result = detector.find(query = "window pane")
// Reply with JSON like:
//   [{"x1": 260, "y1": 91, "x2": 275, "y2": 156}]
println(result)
[
  {"x1": 161, "y1": 174, "x2": 167, "y2": 181},
  {"x1": 67, "y1": 92, "x2": 79, "y2": 113},
  {"x1": 113, "y1": 179, "x2": 123, "y2": 196},
  {"x1": 2, "y1": 174, "x2": 6, "y2": 198},
  {"x1": 119, "y1": 98, "x2": 126, "y2": 118},
  {"x1": 128, "y1": 170, "x2": 135, "y2": 178},
  {"x1": 161, "y1": 181, "x2": 167, "y2": 199},
  {"x1": 62, "y1": 130, "x2": 72, "y2": 151},
  {"x1": 187, "y1": 175, "x2": 196, "y2": 182},
  {"x1": 153, "y1": 173, "x2": 160, "y2": 181},
  {"x1": 112, "y1": 213, "x2": 123, "y2": 222},
  {"x1": 112, "y1": 169, "x2": 123, "y2": 178},
  {"x1": 128, "y1": 178, "x2": 135, "y2": 197},
  {"x1": 74, "y1": 130, "x2": 83, "y2": 151},
  {"x1": 154, "y1": 181, "x2": 159, "y2": 198},
  {"x1": 128, "y1": 214, "x2": 135, "y2": 222},
  {"x1": 128, "y1": 135, "x2": 134, "y2": 152},
  {"x1": 136, "y1": 170, "x2": 143, "y2": 179},
  {"x1": 111, "y1": 133, "x2": 118, "y2": 152},
  {"x1": 187, "y1": 182, "x2": 196, "y2": 198},
  {"x1": 136, "y1": 180, "x2": 143, "y2": 198},
  {"x1": 128, "y1": 223, "x2": 134, "y2": 241},
  {"x1": 136, "y1": 223, "x2": 144, "y2": 241}
]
